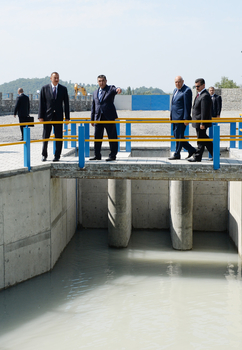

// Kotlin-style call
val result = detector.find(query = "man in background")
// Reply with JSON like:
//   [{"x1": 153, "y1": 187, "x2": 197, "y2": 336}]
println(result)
[
  {"x1": 14, "y1": 88, "x2": 30, "y2": 140},
  {"x1": 189, "y1": 78, "x2": 213, "y2": 162},
  {"x1": 209, "y1": 86, "x2": 222, "y2": 118},
  {"x1": 169, "y1": 76, "x2": 196, "y2": 160},
  {"x1": 38, "y1": 72, "x2": 69, "y2": 162},
  {"x1": 90, "y1": 75, "x2": 122, "y2": 161}
]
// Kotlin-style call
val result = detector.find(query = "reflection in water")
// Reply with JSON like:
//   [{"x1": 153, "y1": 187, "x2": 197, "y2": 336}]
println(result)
[{"x1": 0, "y1": 230, "x2": 242, "y2": 349}]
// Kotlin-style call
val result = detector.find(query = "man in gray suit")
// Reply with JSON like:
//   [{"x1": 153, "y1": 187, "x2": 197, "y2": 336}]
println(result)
[{"x1": 209, "y1": 86, "x2": 222, "y2": 118}]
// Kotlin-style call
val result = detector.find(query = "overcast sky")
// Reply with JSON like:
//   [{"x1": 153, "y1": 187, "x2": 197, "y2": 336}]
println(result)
[{"x1": 0, "y1": 0, "x2": 241, "y2": 93}]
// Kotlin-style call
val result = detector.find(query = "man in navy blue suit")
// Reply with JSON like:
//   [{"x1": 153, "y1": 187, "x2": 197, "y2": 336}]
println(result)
[
  {"x1": 169, "y1": 76, "x2": 196, "y2": 160},
  {"x1": 90, "y1": 75, "x2": 122, "y2": 161}
]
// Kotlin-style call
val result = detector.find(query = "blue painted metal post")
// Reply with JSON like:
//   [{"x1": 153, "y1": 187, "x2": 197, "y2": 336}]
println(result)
[
  {"x1": 208, "y1": 124, "x2": 215, "y2": 159},
  {"x1": 213, "y1": 125, "x2": 220, "y2": 170},
  {"x1": 116, "y1": 121, "x2": 120, "y2": 152},
  {"x1": 84, "y1": 120, "x2": 90, "y2": 157},
  {"x1": 239, "y1": 122, "x2": 242, "y2": 149},
  {"x1": 126, "y1": 122, "x2": 131, "y2": 152},
  {"x1": 53, "y1": 134, "x2": 56, "y2": 155},
  {"x1": 78, "y1": 125, "x2": 85, "y2": 168},
  {"x1": 184, "y1": 123, "x2": 189, "y2": 154},
  {"x1": 64, "y1": 122, "x2": 68, "y2": 149},
  {"x1": 71, "y1": 123, "x2": 76, "y2": 148},
  {"x1": 170, "y1": 122, "x2": 176, "y2": 152},
  {"x1": 230, "y1": 122, "x2": 236, "y2": 149},
  {"x1": 23, "y1": 126, "x2": 31, "y2": 171}
]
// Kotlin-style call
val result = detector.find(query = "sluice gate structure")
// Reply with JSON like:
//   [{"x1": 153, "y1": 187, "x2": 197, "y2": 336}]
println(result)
[{"x1": 1, "y1": 117, "x2": 242, "y2": 289}]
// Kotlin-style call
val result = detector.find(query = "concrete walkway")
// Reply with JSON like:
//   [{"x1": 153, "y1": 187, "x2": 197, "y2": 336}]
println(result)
[{"x1": 0, "y1": 110, "x2": 240, "y2": 174}]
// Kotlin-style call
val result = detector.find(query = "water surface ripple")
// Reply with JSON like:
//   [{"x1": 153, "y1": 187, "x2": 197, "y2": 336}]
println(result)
[{"x1": 0, "y1": 229, "x2": 241, "y2": 350}]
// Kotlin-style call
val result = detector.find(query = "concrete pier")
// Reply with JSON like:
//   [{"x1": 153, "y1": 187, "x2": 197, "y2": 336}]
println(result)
[
  {"x1": 108, "y1": 179, "x2": 132, "y2": 248},
  {"x1": 170, "y1": 180, "x2": 193, "y2": 250}
]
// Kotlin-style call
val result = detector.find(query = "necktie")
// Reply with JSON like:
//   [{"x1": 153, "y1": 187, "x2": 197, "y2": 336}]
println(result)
[
  {"x1": 98, "y1": 89, "x2": 103, "y2": 101},
  {"x1": 53, "y1": 86, "x2": 56, "y2": 99}
]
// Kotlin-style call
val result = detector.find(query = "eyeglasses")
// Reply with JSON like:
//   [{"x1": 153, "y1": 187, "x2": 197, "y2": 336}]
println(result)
[{"x1": 195, "y1": 85, "x2": 201, "y2": 88}]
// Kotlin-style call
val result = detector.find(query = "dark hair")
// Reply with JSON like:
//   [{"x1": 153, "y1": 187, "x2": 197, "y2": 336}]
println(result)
[
  {"x1": 51, "y1": 72, "x2": 59, "y2": 76},
  {"x1": 195, "y1": 78, "x2": 205, "y2": 85},
  {"x1": 97, "y1": 75, "x2": 107, "y2": 80}
]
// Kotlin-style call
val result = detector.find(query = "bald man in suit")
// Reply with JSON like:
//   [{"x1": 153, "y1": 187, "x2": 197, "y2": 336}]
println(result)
[
  {"x1": 169, "y1": 76, "x2": 196, "y2": 160},
  {"x1": 14, "y1": 88, "x2": 30, "y2": 140}
]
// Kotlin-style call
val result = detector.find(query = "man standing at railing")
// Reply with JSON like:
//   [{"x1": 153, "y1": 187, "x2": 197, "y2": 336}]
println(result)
[
  {"x1": 209, "y1": 87, "x2": 222, "y2": 118},
  {"x1": 38, "y1": 72, "x2": 70, "y2": 162},
  {"x1": 188, "y1": 78, "x2": 213, "y2": 162},
  {"x1": 90, "y1": 75, "x2": 122, "y2": 161},
  {"x1": 14, "y1": 88, "x2": 30, "y2": 141},
  {"x1": 169, "y1": 76, "x2": 196, "y2": 160}
]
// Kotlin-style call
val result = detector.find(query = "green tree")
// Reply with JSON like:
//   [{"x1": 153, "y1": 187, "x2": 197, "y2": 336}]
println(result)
[
  {"x1": 126, "y1": 86, "x2": 132, "y2": 95},
  {"x1": 214, "y1": 76, "x2": 239, "y2": 88}
]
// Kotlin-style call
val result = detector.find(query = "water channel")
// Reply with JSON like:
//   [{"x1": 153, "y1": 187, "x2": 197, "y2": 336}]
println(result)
[{"x1": 0, "y1": 229, "x2": 242, "y2": 349}]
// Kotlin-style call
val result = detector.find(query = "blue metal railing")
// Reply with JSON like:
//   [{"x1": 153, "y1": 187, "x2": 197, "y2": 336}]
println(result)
[{"x1": 2, "y1": 117, "x2": 240, "y2": 172}]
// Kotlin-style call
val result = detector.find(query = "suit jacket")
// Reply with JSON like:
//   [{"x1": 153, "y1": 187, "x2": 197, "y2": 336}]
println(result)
[
  {"x1": 14, "y1": 94, "x2": 30, "y2": 120},
  {"x1": 192, "y1": 89, "x2": 212, "y2": 129},
  {"x1": 211, "y1": 94, "x2": 222, "y2": 117},
  {"x1": 91, "y1": 85, "x2": 118, "y2": 121},
  {"x1": 170, "y1": 84, "x2": 192, "y2": 120},
  {"x1": 38, "y1": 83, "x2": 69, "y2": 121}
]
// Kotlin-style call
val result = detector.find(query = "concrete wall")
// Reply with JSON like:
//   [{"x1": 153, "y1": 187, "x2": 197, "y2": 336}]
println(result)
[
  {"x1": 0, "y1": 93, "x2": 92, "y2": 115},
  {"x1": 114, "y1": 95, "x2": 132, "y2": 110},
  {"x1": 192, "y1": 88, "x2": 242, "y2": 111},
  {"x1": 0, "y1": 170, "x2": 77, "y2": 290},
  {"x1": 228, "y1": 182, "x2": 242, "y2": 255},
  {"x1": 193, "y1": 181, "x2": 228, "y2": 231},
  {"x1": 78, "y1": 179, "x2": 228, "y2": 232}
]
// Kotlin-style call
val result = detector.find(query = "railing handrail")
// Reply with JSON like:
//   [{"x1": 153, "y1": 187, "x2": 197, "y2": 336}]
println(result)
[{"x1": 1, "y1": 117, "x2": 242, "y2": 171}]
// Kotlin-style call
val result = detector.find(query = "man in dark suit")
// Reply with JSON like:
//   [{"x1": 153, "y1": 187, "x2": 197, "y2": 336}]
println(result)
[
  {"x1": 169, "y1": 76, "x2": 196, "y2": 160},
  {"x1": 14, "y1": 88, "x2": 30, "y2": 140},
  {"x1": 188, "y1": 78, "x2": 213, "y2": 162},
  {"x1": 209, "y1": 86, "x2": 222, "y2": 118},
  {"x1": 38, "y1": 72, "x2": 70, "y2": 161},
  {"x1": 90, "y1": 75, "x2": 122, "y2": 161}
]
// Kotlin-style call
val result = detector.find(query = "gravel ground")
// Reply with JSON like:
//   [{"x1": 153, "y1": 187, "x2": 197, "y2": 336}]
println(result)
[{"x1": 0, "y1": 110, "x2": 240, "y2": 147}]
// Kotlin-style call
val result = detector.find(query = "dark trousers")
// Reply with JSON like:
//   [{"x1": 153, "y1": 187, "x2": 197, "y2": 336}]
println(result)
[
  {"x1": 194, "y1": 127, "x2": 213, "y2": 160},
  {"x1": 94, "y1": 123, "x2": 118, "y2": 158},
  {"x1": 19, "y1": 116, "x2": 27, "y2": 140},
  {"x1": 173, "y1": 123, "x2": 196, "y2": 157},
  {"x1": 42, "y1": 123, "x2": 63, "y2": 159}
]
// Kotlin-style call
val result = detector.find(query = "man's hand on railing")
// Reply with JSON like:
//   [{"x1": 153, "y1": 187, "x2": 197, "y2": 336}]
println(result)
[{"x1": 39, "y1": 118, "x2": 44, "y2": 122}]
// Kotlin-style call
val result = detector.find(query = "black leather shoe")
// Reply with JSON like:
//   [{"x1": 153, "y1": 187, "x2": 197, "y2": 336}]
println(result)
[
  {"x1": 53, "y1": 157, "x2": 60, "y2": 162},
  {"x1": 168, "y1": 156, "x2": 180, "y2": 160},
  {"x1": 106, "y1": 157, "x2": 116, "y2": 161},
  {"x1": 185, "y1": 150, "x2": 196, "y2": 159},
  {"x1": 42, "y1": 156, "x2": 47, "y2": 162},
  {"x1": 89, "y1": 156, "x2": 101, "y2": 160},
  {"x1": 188, "y1": 158, "x2": 201, "y2": 162}
]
